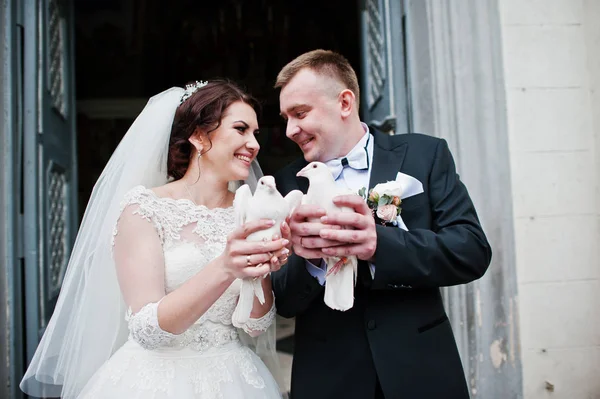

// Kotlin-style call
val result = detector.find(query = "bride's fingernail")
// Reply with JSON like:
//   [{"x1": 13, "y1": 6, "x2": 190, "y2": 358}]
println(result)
[
  {"x1": 321, "y1": 216, "x2": 329, "y2": 223},
  {"x1": 282, "y1": 248, "x2": 290, "y2": 255},
  {"x1": 282, "y1": 239, "x2": 290, "y2": 246},
  {"x1": 268, "y1": 219, "x2": 276, "y2": 225}
]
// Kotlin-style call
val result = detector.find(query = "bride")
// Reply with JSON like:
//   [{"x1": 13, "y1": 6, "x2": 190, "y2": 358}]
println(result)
[{"x1": 20, "y1": 80, "x2": 288, "y2": 398}]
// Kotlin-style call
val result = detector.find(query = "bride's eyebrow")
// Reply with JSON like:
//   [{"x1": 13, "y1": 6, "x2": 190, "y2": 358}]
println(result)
[{"x1": 233, "y1": 120, "x2": 249, "y2": 128}]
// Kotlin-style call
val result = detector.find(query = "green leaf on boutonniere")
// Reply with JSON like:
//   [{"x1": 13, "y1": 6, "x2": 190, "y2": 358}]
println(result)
[
  {"x1": 378, "y1": 196, "x2": 391, "y2": 207},
  {"x1": 358, "y1": 187, "x2": 366, "y2": 199}
]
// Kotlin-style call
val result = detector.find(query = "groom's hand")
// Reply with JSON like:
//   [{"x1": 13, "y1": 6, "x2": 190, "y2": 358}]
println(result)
[
  {"x1": 319, "y1": 195, "x2": 377, "y2": 262},
  {"x1": 289, "y1": 204, "x2": 342, "y2": 260}
]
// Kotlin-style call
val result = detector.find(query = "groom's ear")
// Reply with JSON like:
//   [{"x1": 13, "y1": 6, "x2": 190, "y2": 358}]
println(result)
[{"x1": 339, "y1": 89, "x2": 356, "y2": 118}]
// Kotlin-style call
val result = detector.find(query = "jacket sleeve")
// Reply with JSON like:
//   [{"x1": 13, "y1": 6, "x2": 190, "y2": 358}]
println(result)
[
  {"x1": 271, "y1": 254, "x2": 324, "y2": 318},
  {"x1": 371, "y1": 139, "x2": 492, "y2": 290}
]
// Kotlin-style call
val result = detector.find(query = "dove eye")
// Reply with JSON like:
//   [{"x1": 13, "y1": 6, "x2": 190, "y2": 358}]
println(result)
[{"x1": 312, "y1": 164, "x2": 317, "y2": 168}]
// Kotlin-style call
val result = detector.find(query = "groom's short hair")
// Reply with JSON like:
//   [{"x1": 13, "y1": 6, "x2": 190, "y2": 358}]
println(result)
[{"x1": 275, "y1": 49, "x2": 360, "y2": 109}]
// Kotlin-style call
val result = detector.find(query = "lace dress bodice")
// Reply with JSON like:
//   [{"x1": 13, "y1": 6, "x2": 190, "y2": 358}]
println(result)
[
  {"x1": 78, "y1": 186, "x2": 280, "y2": 398},
  {"x1": 113, "y1": 186, "x2": 275, "y2": 352}
]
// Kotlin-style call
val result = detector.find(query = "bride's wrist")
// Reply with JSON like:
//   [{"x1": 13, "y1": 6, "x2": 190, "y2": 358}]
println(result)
[{"x1": 210, "y1": 255, "x2": 237, "y2": 283}]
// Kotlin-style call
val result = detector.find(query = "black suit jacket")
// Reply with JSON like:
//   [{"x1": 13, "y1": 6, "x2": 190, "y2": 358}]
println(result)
[{"x1": 271, "y1": 130, "x2": 492, "y2": 399}]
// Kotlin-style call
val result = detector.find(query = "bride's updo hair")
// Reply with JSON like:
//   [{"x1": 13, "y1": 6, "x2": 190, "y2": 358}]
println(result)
[{"x1": 167, "y1": 80, "x2": 258, "y2": 180}]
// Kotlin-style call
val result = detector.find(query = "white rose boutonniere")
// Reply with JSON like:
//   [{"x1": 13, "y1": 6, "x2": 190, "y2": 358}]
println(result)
[
  {"x1": 358, "y1": 180, "x2": 404, "y2": 225},
  {"x1": 371, "y1": 181, "x2": 403, "y2": 198}
]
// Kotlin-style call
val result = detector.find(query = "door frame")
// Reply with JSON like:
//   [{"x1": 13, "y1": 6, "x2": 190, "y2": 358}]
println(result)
[
  {"x1": 22, "y1": 0, "x2": 78, "y2": 368},
  {"x1": 359, "y1": 0, "x2": 410, "y2": 134},
  {"x1": 1, "y1": 0, "x2": 26, "y2": 397}
]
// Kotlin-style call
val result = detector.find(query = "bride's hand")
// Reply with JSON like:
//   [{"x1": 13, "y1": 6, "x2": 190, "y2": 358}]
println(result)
[
  {"x1": 220, "y1": 219, "x2": 289, "y2": 279},
  {"x1": 268, "y1": 218, "x2": 293, "y2": 273}
]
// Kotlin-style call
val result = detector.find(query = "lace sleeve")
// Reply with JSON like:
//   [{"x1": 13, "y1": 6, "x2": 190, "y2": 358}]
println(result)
[
  {"x1": 126, "y1": 301, "x2": 177, "y2": 350},
  {"x1": 240, "y1": 301, "x2": 276, "y2": 336},
  {"x1": 113, "y1": 196, "x2": 172, "y2": 347}
]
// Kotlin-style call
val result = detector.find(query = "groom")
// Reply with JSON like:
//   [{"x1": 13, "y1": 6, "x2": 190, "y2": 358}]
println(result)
[{"x1": 271, "y1": 49, "x2": 492, "y2": 399}]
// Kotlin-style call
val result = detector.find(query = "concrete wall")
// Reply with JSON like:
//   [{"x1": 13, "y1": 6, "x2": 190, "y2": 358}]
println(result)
[{"x1": 499, "y1": 0, "x2": 600, "y2": 397}]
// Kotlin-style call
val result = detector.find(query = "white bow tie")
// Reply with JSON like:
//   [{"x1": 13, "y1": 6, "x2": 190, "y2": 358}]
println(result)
[{"x1": 325, "y1": 135, "x2": 370, "y2": 180}]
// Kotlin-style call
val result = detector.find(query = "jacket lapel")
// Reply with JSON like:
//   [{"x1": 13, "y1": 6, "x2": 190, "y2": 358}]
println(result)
[{"x1": 369, "y1": 130, "x2": 408, "y2": 190}]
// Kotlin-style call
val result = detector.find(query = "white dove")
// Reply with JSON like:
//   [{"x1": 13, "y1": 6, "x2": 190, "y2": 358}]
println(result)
[
  {"x1": 232, "y1": 176, "x2": 303, "y2": 328},
  {"x1": 297, "y1": 161, "x2": 358, "y2": 311}
]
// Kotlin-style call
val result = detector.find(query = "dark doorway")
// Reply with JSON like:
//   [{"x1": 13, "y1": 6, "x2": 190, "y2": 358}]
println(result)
[{"x1": 74, "y1": 0, "x2": 361, "y2": 216}]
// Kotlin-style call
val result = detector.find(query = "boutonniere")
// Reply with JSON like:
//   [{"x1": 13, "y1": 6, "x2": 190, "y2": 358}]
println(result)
[{"x1": 358, "y1": 181, "x2": 403, "y2": 226}]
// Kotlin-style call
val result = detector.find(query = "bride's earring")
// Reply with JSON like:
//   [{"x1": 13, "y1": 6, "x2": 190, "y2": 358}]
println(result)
[{"x1": 193, "y1": 150, "x2": 202, "y2": 184}]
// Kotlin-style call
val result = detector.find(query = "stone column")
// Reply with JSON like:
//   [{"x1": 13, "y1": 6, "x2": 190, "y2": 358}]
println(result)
[{"x1": 404, "y1": 1, "x2": 522, "y2": 397}]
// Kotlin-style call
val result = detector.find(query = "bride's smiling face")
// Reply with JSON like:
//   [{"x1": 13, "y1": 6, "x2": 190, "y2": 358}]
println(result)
[{"x1": 193, "y1": 101, "x2": 260, "y2": 183}]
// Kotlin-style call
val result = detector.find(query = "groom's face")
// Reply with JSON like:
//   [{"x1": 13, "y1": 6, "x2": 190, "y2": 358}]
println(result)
[{"x1": 279, "y1": 68, "x2": 346, "y2": 163}]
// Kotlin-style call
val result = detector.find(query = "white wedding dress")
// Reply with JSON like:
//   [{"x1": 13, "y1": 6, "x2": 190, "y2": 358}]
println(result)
[{"x1": 78, "y1": 186, "x2": 281, "y2": 399}]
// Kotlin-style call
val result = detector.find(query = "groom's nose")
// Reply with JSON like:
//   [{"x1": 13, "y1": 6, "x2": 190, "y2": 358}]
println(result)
[{"x1": 286, "y1": 121, "x2": 301, "y2": 139}]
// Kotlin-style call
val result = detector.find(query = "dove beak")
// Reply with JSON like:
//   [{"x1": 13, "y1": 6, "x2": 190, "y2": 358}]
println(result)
[
  {"x1": 297, "y1": 164, "x2": 311, "y2": 178},
  {"x1": 259, "y1": 176, "x2": 277, "y2": 190}
]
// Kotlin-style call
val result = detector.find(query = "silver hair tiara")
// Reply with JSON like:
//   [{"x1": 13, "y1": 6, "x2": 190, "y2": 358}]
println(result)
[{"x1": 180, "y1": 80, "x2": 208, "y2": 104}]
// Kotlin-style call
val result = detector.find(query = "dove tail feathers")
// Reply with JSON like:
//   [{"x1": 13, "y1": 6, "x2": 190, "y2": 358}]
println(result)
[
  {"x1": 232, "y1": 278, "x2": 256, "y2": 327},
  {"x1": 232, "y1": 277, "x2": 267, "y2": 328},
  {"x1": 323, "y1": 257, "x2": 357, "y2": 311},
  {"x1": 253, "y1": 278, "x2": 265, "y2": 305}
]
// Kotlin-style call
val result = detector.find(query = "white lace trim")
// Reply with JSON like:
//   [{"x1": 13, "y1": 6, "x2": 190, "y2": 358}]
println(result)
[
  {"x1": 240, "y1": 302, "x2": 276, "y2": 335},
  {"x1": 113, "y1": 185, "x2": 235, "y2": 249},
  {"x1": 126, "y1": 302, "x2": 177, "y2": 350}
]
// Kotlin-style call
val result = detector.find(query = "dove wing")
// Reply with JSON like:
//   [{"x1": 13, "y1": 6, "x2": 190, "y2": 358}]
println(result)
[
  {"x1": 233, "y1": 184, "x2": 253, "y2": 227},
  {"x1": 284, "y1": 190, "x2": 304, "y2": 216}
]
